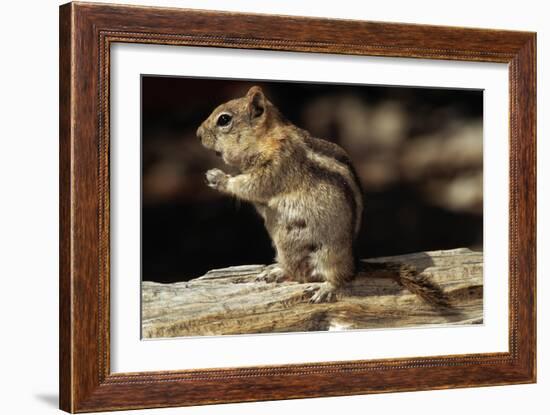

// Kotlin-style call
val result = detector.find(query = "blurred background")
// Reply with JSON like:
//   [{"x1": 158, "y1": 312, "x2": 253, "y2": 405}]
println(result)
[{"x1": 142, "y1": 76, "x2": 483, "y2": 283}]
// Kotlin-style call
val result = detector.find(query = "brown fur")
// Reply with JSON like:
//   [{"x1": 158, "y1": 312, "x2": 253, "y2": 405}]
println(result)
[
  {"x1": 197, "y1": 86, "x2": 451, "y2": 307},
  {"x1": 197, "y1": 86, "x2": 363, "y2": 303}
]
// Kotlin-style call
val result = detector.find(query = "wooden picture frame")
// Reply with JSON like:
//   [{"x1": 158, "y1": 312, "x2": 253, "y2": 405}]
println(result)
[{"x1": 59, "y1": 2, "x2": 536, "y2": 412}]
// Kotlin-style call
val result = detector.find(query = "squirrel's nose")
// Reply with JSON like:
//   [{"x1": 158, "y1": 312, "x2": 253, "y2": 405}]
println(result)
[{"x1": 196, "y1": 125, "x2": 204, "y2": 140}]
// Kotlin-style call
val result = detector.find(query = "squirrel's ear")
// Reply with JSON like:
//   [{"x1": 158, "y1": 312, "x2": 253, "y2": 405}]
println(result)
[{"x1": 246, "y1": 86, "x2": 266, "y2": 120}]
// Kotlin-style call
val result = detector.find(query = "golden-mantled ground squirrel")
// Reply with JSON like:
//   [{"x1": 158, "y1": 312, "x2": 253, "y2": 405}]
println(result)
[
  {"x1": 197, "y1": 86, "x2": 363, "y2": 303},
  {"x1": 197, "y1": 86, "x2": 452, "y2": 309}
]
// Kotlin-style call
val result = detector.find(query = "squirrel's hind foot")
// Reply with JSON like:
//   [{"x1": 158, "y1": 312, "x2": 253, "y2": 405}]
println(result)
[
  {"x1": 306, "y1": 283, "x2": 339, "y2": 303},
  {"x1": 256, "y1": 264, "x2": 291, "y2": 283}
]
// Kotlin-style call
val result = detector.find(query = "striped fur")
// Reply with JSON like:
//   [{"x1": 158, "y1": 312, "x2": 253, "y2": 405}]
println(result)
[
  {"x1": 302, "y1": 133, "x2": 363, "y2": 237},
  {"x1": 198, "y1": 86, "x2": 364, "y2": 302}
]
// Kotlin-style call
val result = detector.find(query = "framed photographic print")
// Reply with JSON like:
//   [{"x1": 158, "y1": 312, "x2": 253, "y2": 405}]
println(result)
[{"x1": 59, "y1": 2, "x2": 536, "y2": 412}]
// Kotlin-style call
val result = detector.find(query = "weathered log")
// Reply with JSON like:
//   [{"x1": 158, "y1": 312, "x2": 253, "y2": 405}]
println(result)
[{"x1": 142, "y1": 248, "x2": 482, "y2": 338}]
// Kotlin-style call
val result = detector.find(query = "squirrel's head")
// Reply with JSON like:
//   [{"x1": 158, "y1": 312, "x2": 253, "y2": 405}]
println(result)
[{"x1": 197, "y1": 86, "x2": 286, "y2": 170}]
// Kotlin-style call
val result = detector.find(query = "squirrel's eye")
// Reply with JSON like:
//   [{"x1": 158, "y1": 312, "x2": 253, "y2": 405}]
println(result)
[{"x1": 216, "y1": 113, "x2": 232, "y2": 127}]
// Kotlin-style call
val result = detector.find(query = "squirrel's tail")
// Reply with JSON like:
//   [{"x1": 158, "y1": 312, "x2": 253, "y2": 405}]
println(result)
[{"x1": 358, "y1": 261, "x2": 451, "y2": 309}]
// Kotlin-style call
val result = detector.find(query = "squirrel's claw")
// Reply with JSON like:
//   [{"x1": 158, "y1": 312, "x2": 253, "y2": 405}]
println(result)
[
  {"x1": 307, "y1": 283, "x2": 338, "y2": 303},
  {"x1": 255, "y1": 265, "x2": 290, "y2": 283},
  {"x1": 206, "y1": 168, "x2": 229, "y2": 190}
]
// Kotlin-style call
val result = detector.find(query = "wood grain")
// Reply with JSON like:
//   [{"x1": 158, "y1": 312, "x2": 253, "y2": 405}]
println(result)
[
  {"x1": 59, "y1": 4, "x2": 73, "y2": 411},
  {"x1": 142, "y1": 249, "x2": 483, "y2": 338},
  {"x1": 59, "y1": 2, "x2": 536, "y2": 412}
]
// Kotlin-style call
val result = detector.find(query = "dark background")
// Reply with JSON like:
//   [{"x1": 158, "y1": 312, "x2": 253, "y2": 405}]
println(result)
[{"x1": 142, "y1": 76, "x2": 483, "y2": 283}]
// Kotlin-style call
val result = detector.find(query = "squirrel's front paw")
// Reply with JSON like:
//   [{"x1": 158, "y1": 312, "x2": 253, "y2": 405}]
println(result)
[{"x1": 206, "y1": 168, "x2": 229, "y2": 191}]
